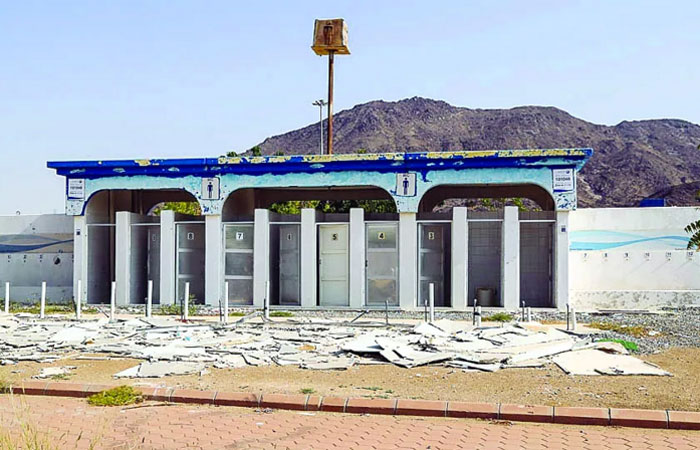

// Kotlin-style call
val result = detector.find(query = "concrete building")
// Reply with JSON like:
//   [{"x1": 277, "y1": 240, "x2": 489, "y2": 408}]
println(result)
[{"x1": 44, "y1": 149, "x2": 591, "y2": 311}]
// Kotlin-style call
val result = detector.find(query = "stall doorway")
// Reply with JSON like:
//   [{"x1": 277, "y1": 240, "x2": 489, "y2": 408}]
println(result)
[
  {"x1": 86, "y1": 223, "x2": 115, "y2": 304},
  {"x1": 365, "y1": 223, "x2": 399, "y2": 306},
  {"x1": 467, "y1": 221, "x2": 502, "y2": 306},
  {"x1": 130, "y1": 223, "x2": 160, "y2": 304},
  {"x1": 270, "y1": 224, "x2": 301, "y2": 306},
  {"x1": 318, "y1": 224, "x2": 349, "y2": 306},
  {"x1": 224, "y1": 223, "x2": 254, "y2": 305},
  {"x1": 519, "y1": 222, "x2": 554, "y2": 307},
  {"x1": 176, "y1": 222, "x2": 205, "y2": 304},
  {"x1": 418, "y1": 223, "x2": 451, "y2": 307}
]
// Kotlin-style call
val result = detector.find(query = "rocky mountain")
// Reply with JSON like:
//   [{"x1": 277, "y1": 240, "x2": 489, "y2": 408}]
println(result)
[{"x1": 255, "y1": 97, "x2": 700, "y2": 207}]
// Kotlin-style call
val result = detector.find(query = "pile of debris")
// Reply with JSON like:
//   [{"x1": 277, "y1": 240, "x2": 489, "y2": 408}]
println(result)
[{"x1": 0, "y1": 314, "x2": 670, "y2": 378}]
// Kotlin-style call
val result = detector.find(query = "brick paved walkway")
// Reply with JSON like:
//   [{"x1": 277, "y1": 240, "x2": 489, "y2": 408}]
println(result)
[{"x1": 0, "y1": 396, "x2": 698, "y2": 449}]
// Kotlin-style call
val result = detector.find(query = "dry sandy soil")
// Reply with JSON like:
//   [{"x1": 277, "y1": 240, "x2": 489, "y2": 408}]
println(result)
[{"x1": 1, "y1": 347, "x2": 698, "y2": 412}]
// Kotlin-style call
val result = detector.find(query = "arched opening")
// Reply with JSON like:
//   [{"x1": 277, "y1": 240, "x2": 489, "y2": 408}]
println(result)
[
  {"x1": 221, "y1": 186, "x2": 397, "y2": 308},
  {"x1": 82, "y1": 189, "x2": 202, "y2": 305},
  {"x1": 417, "y1": 184, "x2": 556, "y2": 308}
]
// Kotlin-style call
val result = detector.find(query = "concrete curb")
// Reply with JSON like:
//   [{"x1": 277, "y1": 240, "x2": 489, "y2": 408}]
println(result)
[{"x1": 6, "y1": 382, "x2": 700, "y2": 430}]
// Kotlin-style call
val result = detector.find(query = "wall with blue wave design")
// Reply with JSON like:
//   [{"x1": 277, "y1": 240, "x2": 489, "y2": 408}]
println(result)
[{"x1": 570, "y1": 230, "x2": 690, "y2": 251}]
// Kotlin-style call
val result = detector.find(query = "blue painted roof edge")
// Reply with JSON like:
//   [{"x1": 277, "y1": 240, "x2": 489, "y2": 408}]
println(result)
[{"x1": 47, "y1": 148, "x2": 593, "y2": 178}]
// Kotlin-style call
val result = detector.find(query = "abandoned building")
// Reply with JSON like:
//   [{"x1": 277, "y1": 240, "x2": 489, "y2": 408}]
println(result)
[
  {"x1": 41, "y1": 149, "x2": 588, "y2": 311},
  {"x1": 1, "y1": 147, "x2": 697, "y2": 311}
]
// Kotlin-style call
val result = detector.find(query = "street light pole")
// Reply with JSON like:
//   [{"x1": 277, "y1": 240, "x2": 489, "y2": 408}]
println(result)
[{"x1": 312, "y1": 99, "x2": 327, "y2": 155}]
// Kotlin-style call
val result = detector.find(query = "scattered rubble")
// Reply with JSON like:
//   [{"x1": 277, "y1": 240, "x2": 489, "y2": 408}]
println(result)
[{"x1": 0, "y1": 313, "x2": 673, "y2": 378}]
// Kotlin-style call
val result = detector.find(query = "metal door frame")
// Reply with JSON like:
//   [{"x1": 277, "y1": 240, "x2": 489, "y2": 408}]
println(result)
[
  {"x1": 175, "y1": 220, "x2": 205, "y2": 303},
  {"x1": 365, "y1": 221, "x2": 399, "y2": 307},
  {"x1": 416, "y1": 220, "x2": 450, "y2": 307},
  {"x1": 130, "y1": 222, "x2": 161, "y2": 304},
  {"x1": 85, "y1": 223, "x2": 116, "y2": 304},
  {"x1": 221, "y1": 221, "x2": 255, "y2": 305},
  {"x1": 317, "y1": 222, "x2": 349, "y2": 307},
  {"x1": 519, "y1": 219, "x2": 555, "y2": 307},
  {"x1": 271, "y1": 221, "x2": 301, "y2": 306}
]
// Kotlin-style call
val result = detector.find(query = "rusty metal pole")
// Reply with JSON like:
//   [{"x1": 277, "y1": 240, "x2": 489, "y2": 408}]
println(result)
[{"x1": 327, "y1": 50, "x2": 334, "y2": 155}]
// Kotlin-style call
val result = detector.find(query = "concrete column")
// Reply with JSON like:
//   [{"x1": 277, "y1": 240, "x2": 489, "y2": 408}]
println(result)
[
  {"x1": 73, "y1": 216, "x2": 88, "y2": 304},
  {"x1": 349, "y1": 208, "x2": 365, "y2": 308},
  {"x1": 502, "y1": 206, "x2": 520, "y2": 310},
  {"x1": 160, "y1": 210, "x2": 176, "y2": 305},
  {"x1": 205, "y1": 214, "x2": 223, "y2": 307},
  {"x1": 300, "y1": 208, "x2": 317, "y2": 308},
  {"x1": 553, "y1": 210, "x2": 570, "y2": 310},
  {"x1": 253, "y1": 209, "x2": 270, "y2": 308},
  {"x1": 399, "y1": 212, "x2": 417, "y2": 310},
  {"x1": 451, "y1": 207, "x2": 468, "y2": 310},
  {"x1": 115, "y1": 211, "x2": 132, "y2": 306}
]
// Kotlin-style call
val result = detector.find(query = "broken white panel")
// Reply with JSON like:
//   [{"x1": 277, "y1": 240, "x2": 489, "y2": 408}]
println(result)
[{"x1": 553, "y1": 349, "x2": 671, "y2": 376}]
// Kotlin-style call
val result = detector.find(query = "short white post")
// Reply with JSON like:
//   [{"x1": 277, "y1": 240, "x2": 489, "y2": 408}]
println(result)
[
  {"x1": 39, "y1": 281, "x2": 47, "y2": 319},
  {"x1": 428, "y1": 283, "x2": 435, "y2": 323},
  {"x1": 475, "y1": 305, "x2": 482, "y2": 327},
  {"x1": 146, "y1": 280, "x2": 153, "y2": 318},
  {"x1": 571, "y1": 306, "x2": 577, "y2": 331},
  {"x1": 183, "y1": 282, "x2": 190, "y2": 321},
  {"x1": 109, "y1": 281, "x2": 116, "y2": 322},
  {"x1": 526, "y1": 307, "x2": 532, "y2": 322},
  {"x1": 4, "y1": 282, "x2": 9, "y2": 314},
  {"x1": 75, "y1": 280, "x2": 82, "y2": 320},
  {"x1": 263, "y1": 281, "x2": 270, "y2": 321},
  {"x1": 223, "y1": 281, "x2": 229, "y2": 324}
]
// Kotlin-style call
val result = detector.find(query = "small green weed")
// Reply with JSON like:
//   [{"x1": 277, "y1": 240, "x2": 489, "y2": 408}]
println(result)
[
  {"x1": 49, "y1": 373, "x2": 71, "y2": 381},
  {"x1": 596, "y1": 338, "x2": 639, "y2": 352},
  {"x1": 156, "y1": 302, "x2": 199, "y2": 317},
  {"x1": 87, "y1": 386, "x2": 143, "y2": 407},
  {"x1": 269, "y1": 311, "x2": 294, "y2": 318},
  {"x1": 359, "y1": 386, "x2": 382, "y2": 392},
  {"x1": 588, "y1": 321, "x2": 650, "y2": 338},
  {"x1": 228, "y1": 311, "x2": 246, "y2": 317},
  {"x1": 482, "y1": 312, "x2": 513, "y2": 322},
  {"x1": 299, "y1": 388, "x2": 315, "y2": 394}
]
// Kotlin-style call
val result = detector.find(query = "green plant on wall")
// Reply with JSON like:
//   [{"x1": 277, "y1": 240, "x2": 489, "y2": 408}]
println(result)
[
  {"x1": 686, "y1": 217, "x2": 700, "y2": 250},
  {"x1": 269, "y1": 199, "x2": 396, "y2": 214},
  {"x1": 152, "y1": 202, "x2": 201, "y2": 216}
]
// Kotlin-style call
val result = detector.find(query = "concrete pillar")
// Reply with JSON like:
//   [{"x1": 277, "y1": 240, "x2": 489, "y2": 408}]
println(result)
[
  {"x1": 115, "y1": 211, "x2": 132, "y2": 306},
  {"x1": 502, "y1": 206, "x2": 520, "y2": 310},
  {"x1": 349, "y1": 208, "x2": 365, "y2": 308},
  {"x1": 399, "y1": 212, "x2": 417, "y2": 310},
  {"x1": 205, "y1": 214, "x2": 223, "y2": 307},
  {"x1": 160, "y1": 210, "x2": 176, "y2": 305},
  {"x1": 451, "y1": 207, "x2": 468, "y2": 310},
  {"x1": 300, "y1": 208, "x2": 317, "y2": 308},
  {"x1": 554, "y1": 210, "x2": 570, "y2": 310},
  {"x1": 73, "y1": 216, "x2": 88, "y2": 305},
  {"x1": 253, "y1": 209, "x2": 270, "y2": 308}
]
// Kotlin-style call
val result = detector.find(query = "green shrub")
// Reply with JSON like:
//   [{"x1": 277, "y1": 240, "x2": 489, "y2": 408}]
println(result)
[
  {"x1": 269, "y1": 311, "x2": 293, "y2": 318},
  {"x1": 482, "y1": 312, "x2": 513, "y2": 322},
  {"x1": 87, "y1": 386, "x2": 143, "y2": 407},
  {"x1": 299, "y1": 388, "x2": 315, "y2": 394},
  {"x1": 156, "y1": 302, "x2": 198, "y2": 317},
  {"x1": 588, "y1": 321, "x2": 650, "y2": 338}
]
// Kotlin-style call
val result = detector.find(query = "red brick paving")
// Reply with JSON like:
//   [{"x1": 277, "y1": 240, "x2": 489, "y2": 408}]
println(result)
[{"x1": 0, "y1": 396, "x2": 698, "y2": 449}]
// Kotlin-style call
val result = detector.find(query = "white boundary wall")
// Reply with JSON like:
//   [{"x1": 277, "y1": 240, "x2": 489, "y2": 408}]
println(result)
[
  {"x1": 569, "y1": 207, "x2": 700, "y2": 311},
  {"x1": 0, "y1": 214, "x2": 74, "y2": 302}
]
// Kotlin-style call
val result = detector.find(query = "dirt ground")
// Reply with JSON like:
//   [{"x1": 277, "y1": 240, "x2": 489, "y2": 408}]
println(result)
[{"x1": 1, "y1": 347, "x2": 698, "y2": 412}]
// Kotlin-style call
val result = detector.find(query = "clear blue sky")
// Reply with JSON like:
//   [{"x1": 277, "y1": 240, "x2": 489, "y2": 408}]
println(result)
[{"x1": 1, "y1": 0, "x2": 699, "y2": 214}]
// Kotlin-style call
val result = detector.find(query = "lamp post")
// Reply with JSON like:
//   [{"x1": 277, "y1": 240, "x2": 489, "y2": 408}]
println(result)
[{"x1": 312, "y1": 99, "x2": 327, "y2": 155}]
